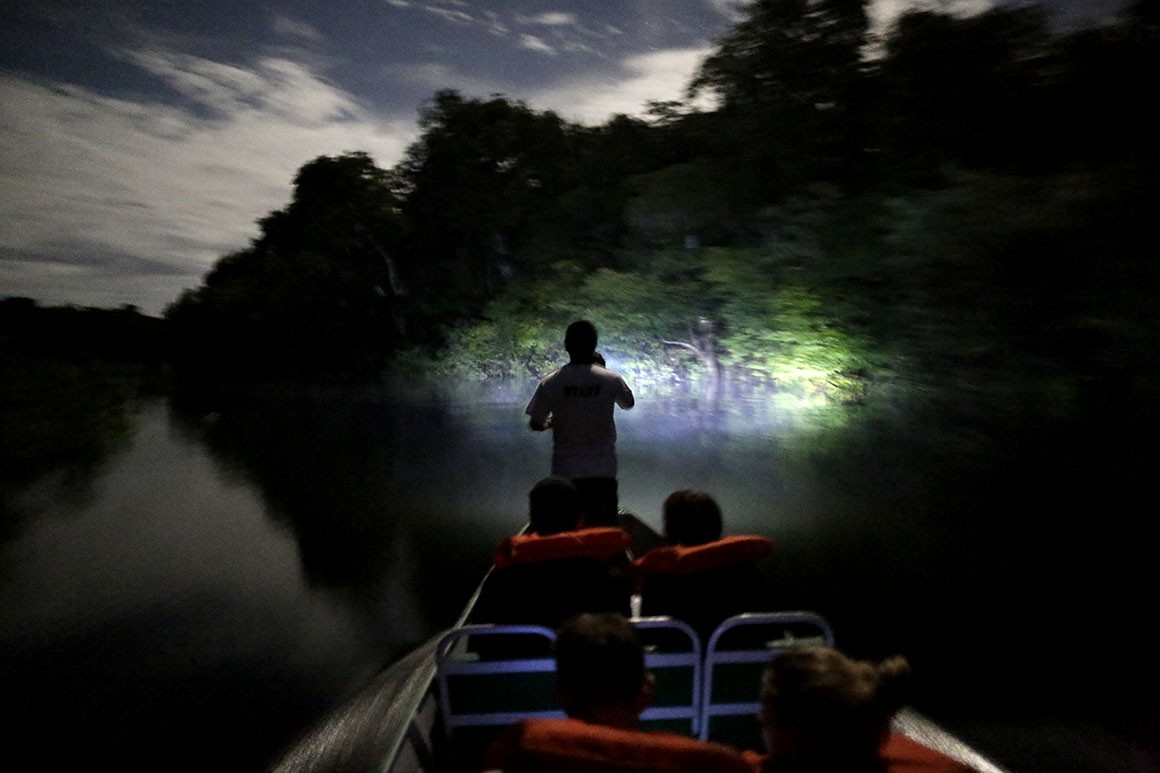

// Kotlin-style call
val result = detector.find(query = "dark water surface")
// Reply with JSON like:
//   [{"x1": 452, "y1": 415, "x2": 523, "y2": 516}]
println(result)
[{"x1": 1, "y1": 384, "x2": 1155, "y2": 771}]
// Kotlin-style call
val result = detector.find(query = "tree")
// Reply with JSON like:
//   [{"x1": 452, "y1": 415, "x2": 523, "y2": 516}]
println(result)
[
  {"x1": 165, "y1": 152, "x2": 406, "y2": 379},
  {"x1": 1050, "y1": 3, "x2": 1160, "y2": 166},
  {"x1": 876, "y1": 6, "x2": 1053, "y2": 171},
  {"x1": 397, "y1": 91, "x2": 583, "y2": 321},
  {"x1": 690, "y1": 0, "x2": 872, "y2": 194}
]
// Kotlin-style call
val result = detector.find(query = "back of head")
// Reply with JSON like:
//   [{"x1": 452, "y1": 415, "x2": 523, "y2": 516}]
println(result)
[
  {"x1": 662, "y1": 489, "x2": 723, "y2": 546},
  {"x1": 761, "y1": 647, "x2": 912, "y2": 770},
  {"x1": 529, "y1": 476, "x2": 582, "y2": 535},
  {"x1": 555, "y1": 613, "x2": 646, "y2": 726},
  {"x1": 565, "y1": 320, "x2": 599, "y2": 359}
]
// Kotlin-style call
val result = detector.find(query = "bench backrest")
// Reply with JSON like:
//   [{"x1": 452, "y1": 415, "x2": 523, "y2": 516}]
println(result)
[
  {"x1": 700, "y1": 611, "x2": 835, "y2": 746},
  {"x1": 631, "y1": 616, "x2": 702, "y2": 736},
  {"x1": 435, "y1": 618, "x2": 705, "y2": 766},
  {"x1": 436, "y1": 624, "x2": 563, "y2": 739}
]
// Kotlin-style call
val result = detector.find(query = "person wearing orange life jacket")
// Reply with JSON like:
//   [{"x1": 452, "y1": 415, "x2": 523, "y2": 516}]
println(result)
[
  {"x1": 743, "y1": 646, "x2": 972, "y2": 773},
  {"x1": 482, "y1": 613, "x2": 752, "y2": 773},
  {"x1": 470, "y1": 477, "x2": 632, "y2": 631},
  {"x1": 633, "y1": 489, "x2": 775, "y2": 642}
]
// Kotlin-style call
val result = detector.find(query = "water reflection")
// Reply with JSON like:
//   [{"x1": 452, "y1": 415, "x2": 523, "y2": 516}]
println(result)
[
  {"x1": 167, "y1": 384, "x2": 538, "y2": 596},
  {"x1": 0, "y1": 379, "x2": 1155, "y2": 771},
  {"x1": 0, "y1": 359, "x2": 138, "y2": 539},
  {"x1": 0, "y1": 398, "x2": 419, "y2": 771}
]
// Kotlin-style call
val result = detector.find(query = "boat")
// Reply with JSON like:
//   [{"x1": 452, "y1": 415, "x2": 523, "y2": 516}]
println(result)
[{"x1": 271, "y1": 516, "x2": 1010, "y2": 773}]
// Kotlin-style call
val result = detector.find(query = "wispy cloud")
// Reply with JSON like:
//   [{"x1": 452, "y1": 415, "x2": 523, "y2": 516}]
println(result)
[
  {"x1": 482, "y1": 10, "x2": 511, "y2": 36},
  {"x1": 526, "y1": 46, "x2": 716, "y2": 125},
  {"x1": 703, "y1": 0, "x2": 748, "y2": 22},
  {"x1": 389, "y1": 40, "x2": 715, "y2": 125},
  {"x1": 520, "y1": 12, "x2": 580, "y2": 27},
  {"x1": 514, "y1": 9, "x2": 616, "y2": 46},
  {"x1": 388, "y1": 60, "x2": 501, "y2": 101},
  {"x1": 519, "y1": 34, "x2": 557, "y2": 55},
  {"x1": 419, "y1": 4, "x2": 476, "y2": 24},
  {"x1": 0, "y1": 53, "x2": 416, "y2": 314},
  {"x1": 271, "y1": 14, "x2": 324, "y2": 43},
  {"x1": 867, "y1": 0, "x2": 997, "y2": 35}
]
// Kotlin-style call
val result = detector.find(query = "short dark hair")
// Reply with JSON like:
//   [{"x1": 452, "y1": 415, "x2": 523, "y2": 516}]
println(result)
[
  {"x1": 555, "y1": 613, "x2": 644, "y2": 716},
  {"x1": 565, "y1": 320, "x2": 598, "y2": 357},
  {"x1": 662, "y1": 489, "x2": 723, "y2": 546},
  {"x1": 528, "y1": 476, "x2": 581, "y2": 535}
]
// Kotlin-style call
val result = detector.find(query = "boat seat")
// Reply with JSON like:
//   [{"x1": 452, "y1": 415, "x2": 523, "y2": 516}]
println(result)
[
  {"x1": 434, "y1": 618, "x2": 705, "y2": 769},
  {"x1": 435, "y1": 624, "x2": 563, "y2": 770},
  {"x1": 699, "y1": 611, "x2": 835, "y2": 748},
  {"x1": 630, "y1": 616, "x2": 703, "y2": 737}
]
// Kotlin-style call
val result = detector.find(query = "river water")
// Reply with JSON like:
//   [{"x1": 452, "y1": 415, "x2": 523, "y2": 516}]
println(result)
[{"x1": 0, "y1": 383, "x2": 1155, "y2": 772}]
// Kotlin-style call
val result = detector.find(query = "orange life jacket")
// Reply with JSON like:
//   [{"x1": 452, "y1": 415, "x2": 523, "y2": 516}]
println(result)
[
  {"x1": 881, "y1": 731, "x2": 975, "y2": 773},
  {"x1": 630, "y1": 535, "x2": 774, "y2": 580},
  {"x1": 494, "y1": 527, "x2": 631, "y2": 570},
  {"x1": 740, "y1": 732, "x2": 974, "y2": 773},
  {"x1": 483, "y1": 717, "x2": 753, "y2": 773}
]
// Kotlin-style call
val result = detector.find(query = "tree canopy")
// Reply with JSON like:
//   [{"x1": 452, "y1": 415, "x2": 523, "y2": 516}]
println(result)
[
  {"x1": 163, "y1": 1, "x2": 1158, "y2": 410},
  {"x1": 166, "y1": 151, "x2": 405, "y2": 379}
]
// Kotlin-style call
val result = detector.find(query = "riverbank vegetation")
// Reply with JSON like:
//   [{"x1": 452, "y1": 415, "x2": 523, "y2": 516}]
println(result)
[
  {"x1": 8, "y1": 0, "x2": 1159, "y2": 435},
  {"x1": 0, "y1": 299, "x2": 165, "y2": 533},
  {"x1": 158, "y1": 0, "x2": 1157, "y2": 424}
]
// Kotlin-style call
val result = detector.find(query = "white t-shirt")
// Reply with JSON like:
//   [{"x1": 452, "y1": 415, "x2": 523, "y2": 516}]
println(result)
[{"x1": 525, "y1": 362, "x2": 635, "y2": 478}]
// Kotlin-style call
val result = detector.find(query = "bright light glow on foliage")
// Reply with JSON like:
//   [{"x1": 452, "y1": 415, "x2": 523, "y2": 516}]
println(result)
[{"x1": 429, "y1": 243, "x2": 874, "y2": 437}]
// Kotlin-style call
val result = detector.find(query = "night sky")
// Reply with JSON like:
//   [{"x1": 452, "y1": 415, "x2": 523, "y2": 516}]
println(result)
[{"x1": 0, "y1": 0, "x2": 1129, "y2": 315}]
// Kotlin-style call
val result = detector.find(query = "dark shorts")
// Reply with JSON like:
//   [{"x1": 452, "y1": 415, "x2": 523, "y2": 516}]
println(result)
[{"x1": 571, "y1": 477, "x2": 619, "y2": 527}]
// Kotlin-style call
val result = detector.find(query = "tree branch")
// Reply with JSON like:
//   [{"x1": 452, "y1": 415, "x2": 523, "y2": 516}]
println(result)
[{"x1": 661, "y1": 339, "x2": 703, "y2": 355}]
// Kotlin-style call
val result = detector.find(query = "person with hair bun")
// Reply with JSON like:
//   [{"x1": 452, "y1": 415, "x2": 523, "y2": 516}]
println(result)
[
  {"x1": 752, "y1": 646, "x2": 970, "y2": 773},
  {"x1": 757, "y1": 646, "x2": 911, "y2": 772}
]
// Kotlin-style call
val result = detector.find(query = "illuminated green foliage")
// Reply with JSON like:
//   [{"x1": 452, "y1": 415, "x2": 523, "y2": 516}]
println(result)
[
  {"x1": 429, "y1": 224, "x2": 876, "y2": 407},
  {"x1": 163, "y1": 1, "x2": 1158, "y2": 410}
]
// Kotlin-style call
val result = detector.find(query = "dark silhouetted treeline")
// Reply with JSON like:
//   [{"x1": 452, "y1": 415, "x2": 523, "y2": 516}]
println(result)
[
  {"x1": 1, "y1": 297, "x2": 164, "y2": 364},
  {"x1": 0, "y1": 298, "x2": 164, "y2": 500},
  {"x1": 162, "y1": 0, "x2": 1159, "y2": 385},
  {"x1": 165, "y1": 152, "x2": 407, "y2": 381}
]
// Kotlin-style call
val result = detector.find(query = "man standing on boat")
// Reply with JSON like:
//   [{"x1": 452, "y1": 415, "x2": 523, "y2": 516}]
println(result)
[{"x1": 526, "y1": 320, "x2": 635, "y2": 526}]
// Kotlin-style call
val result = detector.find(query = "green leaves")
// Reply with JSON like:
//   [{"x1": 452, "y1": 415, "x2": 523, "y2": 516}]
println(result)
[{"x1": 428, "y1": 228, "x2": 874, "y2": 404}]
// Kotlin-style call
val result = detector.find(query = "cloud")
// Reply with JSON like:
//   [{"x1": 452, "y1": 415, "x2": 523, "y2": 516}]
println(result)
[
  {"x1": 271, "y1": 14, "x2": 324, "y2": 43},
  {"x1": 525, "y1": 46, "x2": 716, "y2": 125},
  {"x1": 388, "y1": 40, "x2": 715, "y2": 126},
  {"x1": 519, "y1": 34, "x2": 557, "y2": 55},
  {"x1": 388, "y1": 39, "x2": 716, "y2": 126},
  {"x1": 388, "y1": 60, "x2": 501, "y2": 101},
  {"x1": 520, "y1": 12, "x2": 580, "y2": 27},
  {"x1": 418, "y1": 4, "x2": 476, "y2": 24},
  {"x1": 481, "y1": 10, "x2": 511, "y2": 36},
  {"x1": 867, "y1": 0, "x2": 997, "y2": 34},
  {"x1": 0, "y1": 53, "x2": 417, "y2": 315},
  {"x1": 702, "y1": 0, "x2": 748, "y2": 22}
]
